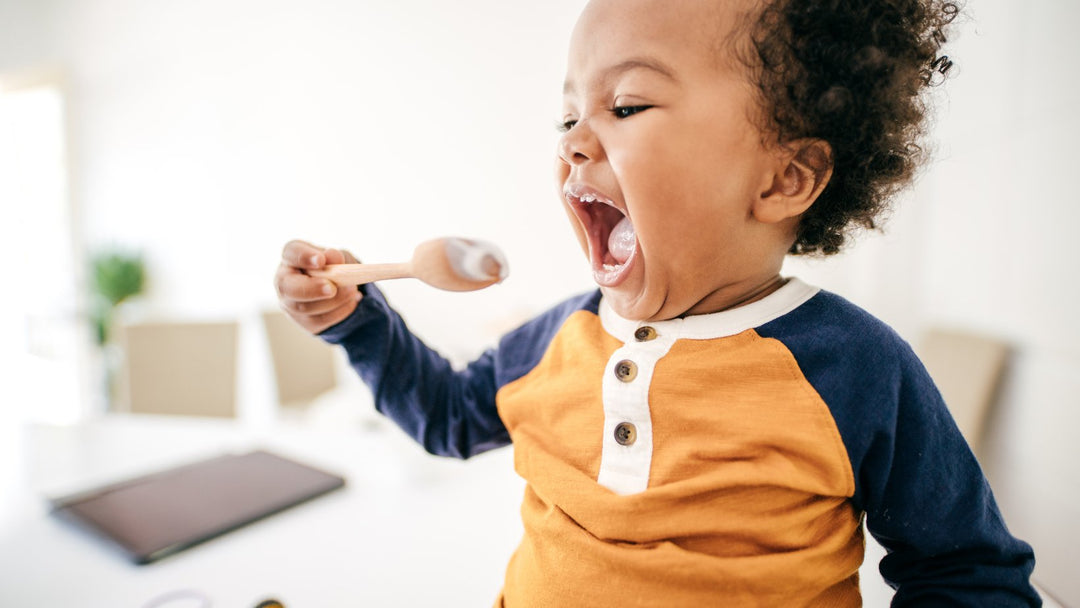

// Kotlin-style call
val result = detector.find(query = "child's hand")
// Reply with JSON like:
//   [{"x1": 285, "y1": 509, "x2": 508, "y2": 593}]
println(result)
[{"x1": 275, "y1": 240, "x2": 363, "y2": 334}]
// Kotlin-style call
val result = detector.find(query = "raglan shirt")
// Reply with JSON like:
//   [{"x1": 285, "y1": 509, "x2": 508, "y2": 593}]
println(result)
[{"x1": 320, "y1": 278, "x2": 1039, "y2": 607}]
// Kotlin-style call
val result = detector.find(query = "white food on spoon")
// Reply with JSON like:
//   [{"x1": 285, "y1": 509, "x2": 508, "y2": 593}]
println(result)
[{"x1": 443, "y1": 237, "x2": 510, "y2": 282}]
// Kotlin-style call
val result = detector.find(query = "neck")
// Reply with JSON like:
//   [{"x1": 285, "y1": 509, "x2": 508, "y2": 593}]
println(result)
[{"x1": 681, "y1": 274, "x2": 788, "y2": 318}]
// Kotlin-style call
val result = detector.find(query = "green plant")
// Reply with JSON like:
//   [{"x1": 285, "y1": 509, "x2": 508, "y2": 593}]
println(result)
[{"x1": 90, "y1": 250, "x2": 145, "y2": 345}]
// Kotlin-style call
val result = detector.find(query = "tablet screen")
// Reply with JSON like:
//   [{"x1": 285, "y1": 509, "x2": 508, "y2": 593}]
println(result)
[{"x1": 50, "y1": 450, "x2": 346, "y2": 564}]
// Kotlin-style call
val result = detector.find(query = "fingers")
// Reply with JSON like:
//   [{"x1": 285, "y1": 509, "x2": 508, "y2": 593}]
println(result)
[
  {"x1": 276, "y1": 240, "x2": 363, "y2": 334},
  {"x1": 281, "y1": 241, "x2": 358, "y2": 269},
  {"x1": 322, "y1": 248, "x2": 358, "y2": 266},
  {"x1": 281, "y1": 240, "x2": 327, "y2": 270},
  {"x1": 275, "y1": 242, "x2": 355, "y2": 301},
  {"x1": 280, "y1": 281, "x2": 355, "y2": 315},
  {"x1": 276, "y1": 269, "x2": 338, "y2": 302},
  {"x1": 289, "y1": 292, "x2": 362, "y2": 334}
]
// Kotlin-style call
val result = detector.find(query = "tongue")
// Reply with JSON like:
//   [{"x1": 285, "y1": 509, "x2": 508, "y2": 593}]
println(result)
[{"x1": 607, "y1": 216, "x2": 636, "y2": 264}]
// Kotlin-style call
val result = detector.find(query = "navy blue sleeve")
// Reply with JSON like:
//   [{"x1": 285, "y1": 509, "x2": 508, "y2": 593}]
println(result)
[
  {"x1": 319, "y1": 284, "x2": 601, "y2": 460},
  {"x1": 758, "y1": 292, "x2": 1039, "y2": 607},
  {"x1": 319, "y1": 284, "x2": 508, "y2": 459},
  {"x1": 492, "y1": 290, "x2": 602, "y2": 388}
]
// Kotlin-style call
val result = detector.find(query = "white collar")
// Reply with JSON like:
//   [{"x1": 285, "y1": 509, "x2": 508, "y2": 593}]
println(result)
[{"x1": 598, "y1": 278, "x2": 820, "y2": 342}]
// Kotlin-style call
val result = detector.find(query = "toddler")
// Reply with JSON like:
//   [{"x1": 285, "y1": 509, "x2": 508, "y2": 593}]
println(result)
[{"x1": 275, "y1": 0, "x2": 1039, "y2": 605}]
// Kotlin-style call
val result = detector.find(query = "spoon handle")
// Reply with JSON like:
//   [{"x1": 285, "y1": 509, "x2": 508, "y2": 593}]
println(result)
[{"x1": 307, "y1": 263, "x2": 413, "y2": 286}]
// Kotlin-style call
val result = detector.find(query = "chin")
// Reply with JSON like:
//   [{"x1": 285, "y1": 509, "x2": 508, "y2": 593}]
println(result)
[{"x1": 600, "y1": 285, "x2": 665, "y2": 322}]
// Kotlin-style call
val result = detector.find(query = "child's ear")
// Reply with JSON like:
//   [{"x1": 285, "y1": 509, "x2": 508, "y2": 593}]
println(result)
[{"x1": 754, "y1": 138, "x2": 833, "y2": 224}]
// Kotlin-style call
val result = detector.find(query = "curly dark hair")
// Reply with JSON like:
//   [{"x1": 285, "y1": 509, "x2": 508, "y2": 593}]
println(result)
[{"x1": 740, "y1": 0, "x2": 960, "y2": 255}]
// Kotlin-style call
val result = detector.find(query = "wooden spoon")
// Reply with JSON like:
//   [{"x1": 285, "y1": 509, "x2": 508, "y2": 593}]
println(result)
[{"x1": 307, "y1": 237, "x2": 509, "y2": 292}]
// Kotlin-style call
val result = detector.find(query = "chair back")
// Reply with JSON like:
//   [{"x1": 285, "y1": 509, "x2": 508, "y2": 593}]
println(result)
[
  {"x1": 117, "y1": 321, "x2": 239, "y2": 417},
  {"x1": 261, "y1": 310, "x2": 337, "y2": 407}
]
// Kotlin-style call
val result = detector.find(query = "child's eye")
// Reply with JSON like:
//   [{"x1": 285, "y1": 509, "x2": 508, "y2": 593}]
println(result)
[
  {"x1": 611, "y1": 105, "x2": 651, "y2": 119},
  {"x1": 557, "y1": 119, "x2": 578, "y2": 133}
]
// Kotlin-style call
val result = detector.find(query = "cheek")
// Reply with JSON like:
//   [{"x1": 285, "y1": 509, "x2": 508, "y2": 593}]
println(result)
[
  {"x1": 632, "y1": 178, "x2": 749, "y2": 272},
  {"x1": 606, "y1": 128, "x2": 675, "y2": 181}
]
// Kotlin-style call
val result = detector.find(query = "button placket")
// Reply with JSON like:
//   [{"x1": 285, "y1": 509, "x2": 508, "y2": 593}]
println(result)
[
  {"x1": 597, "y1": 330, "x2": 677, "y2": 495},
  {"x1": 612, "y1": 350, "x2": 641, "y2": 453}
]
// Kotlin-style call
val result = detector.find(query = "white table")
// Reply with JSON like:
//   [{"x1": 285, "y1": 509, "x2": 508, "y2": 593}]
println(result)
[
  {"x1": 0, "y1": 414, "x2": 525, "y2": 607},
  {"x1": 4, "y1": 413, "x2": 1054, "y2": 607}
]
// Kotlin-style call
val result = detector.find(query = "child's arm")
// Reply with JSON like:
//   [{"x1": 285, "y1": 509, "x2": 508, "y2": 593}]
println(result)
[
  {"x1": 276, "y1": 239, "x2": 509, "y2": 458},
  {"x1": 319, "y1": 281, "x2": 509, "y2": 458},
  {"x1": 759, "y1": 296, "x2": 1040, "y2": 605},
  {"x1": 856, "y1": 349, "x2": 1040, "y2": 606}
]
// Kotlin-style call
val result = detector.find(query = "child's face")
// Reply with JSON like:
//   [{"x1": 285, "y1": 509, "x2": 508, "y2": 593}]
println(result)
[{"x1": 557, "y1": 0, "x2": 788, "y2": 321}]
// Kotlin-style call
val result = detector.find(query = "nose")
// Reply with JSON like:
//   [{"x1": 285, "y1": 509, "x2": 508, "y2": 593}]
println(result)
[{"x1": 557, "y1": 119, "x2": 601, "y2": 166}]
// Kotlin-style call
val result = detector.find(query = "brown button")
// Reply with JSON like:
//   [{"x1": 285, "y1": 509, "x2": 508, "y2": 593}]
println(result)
[
  {"x1": 614, "y1": 422, "x2": 637, "y2": 446},
  {"x1": 614, "y1": 360, "x2": 638, "y2": 382},
  {"x1": 634, "y1": 326, "x2": 657, "y2": 342}
]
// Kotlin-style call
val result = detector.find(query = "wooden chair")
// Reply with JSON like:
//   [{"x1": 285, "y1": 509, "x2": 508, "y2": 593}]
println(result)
[
  {"x1": 116, "y1": 321, "x2": 239, "y2": 418},
  {"x1": 261, "y1": 310, "x2": 337, "y2": 408}
]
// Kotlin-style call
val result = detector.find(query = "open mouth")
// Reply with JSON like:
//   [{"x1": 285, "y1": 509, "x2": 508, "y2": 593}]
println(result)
[{"x1": 564, "y1": 184, "x2": 638, "y2": 287}]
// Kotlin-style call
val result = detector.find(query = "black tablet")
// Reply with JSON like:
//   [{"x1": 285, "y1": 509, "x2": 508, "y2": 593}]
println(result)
[{"x1": 50, "y1": 449, "x2": 346, "y2": 564}]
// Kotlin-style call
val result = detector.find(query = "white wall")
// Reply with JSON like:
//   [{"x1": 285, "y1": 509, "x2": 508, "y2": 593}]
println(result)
[
  {"x1": 0, "y1": 0, "x2": 58, "y2": 72},
  {"x1": 54, "y1": 0, "x2": 591, "y2": 354},
  {"x1": 926, "y1": 3, "x2": 1080, "y2": 601},
  {"x1": 3, "y1": 0, "x2": 1078, "y2": 603}
]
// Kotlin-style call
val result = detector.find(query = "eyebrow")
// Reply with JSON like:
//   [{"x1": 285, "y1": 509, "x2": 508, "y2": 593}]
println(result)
[{"x1": 563, "y1": 57, "x2": 679, "y2": 95}]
